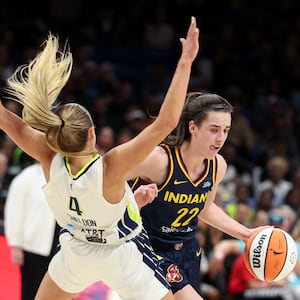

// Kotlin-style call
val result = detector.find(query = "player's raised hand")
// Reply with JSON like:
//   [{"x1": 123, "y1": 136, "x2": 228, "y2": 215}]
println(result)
[{"x1": 180, "y1": 16, "x2": 200, "y2": 64}]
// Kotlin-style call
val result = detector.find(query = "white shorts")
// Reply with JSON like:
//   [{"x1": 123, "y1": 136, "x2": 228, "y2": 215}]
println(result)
[{"x1": 49, "y1": 229, "x2": 170, "y2": 300}]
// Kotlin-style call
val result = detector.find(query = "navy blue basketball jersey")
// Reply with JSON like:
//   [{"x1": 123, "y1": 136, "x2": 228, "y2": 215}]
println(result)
[{"x1": 130, "y1": 144, "x2": 217, "y2": 247}]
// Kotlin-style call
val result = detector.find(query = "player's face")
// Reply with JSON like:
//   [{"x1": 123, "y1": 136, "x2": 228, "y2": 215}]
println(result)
[{"x1": 192, "y1": 111, "x2": 231, "y2": 158}]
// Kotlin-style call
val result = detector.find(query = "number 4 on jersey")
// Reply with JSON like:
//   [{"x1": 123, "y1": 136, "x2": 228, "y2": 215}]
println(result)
[{"x1": 69, "y1": 196, "x2": 82, "y2": 215}]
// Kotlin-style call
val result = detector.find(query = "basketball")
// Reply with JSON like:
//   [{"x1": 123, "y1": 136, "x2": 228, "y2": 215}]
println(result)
[{"x1": 244, "y1": 227, "x2": 297, "y2": 282}]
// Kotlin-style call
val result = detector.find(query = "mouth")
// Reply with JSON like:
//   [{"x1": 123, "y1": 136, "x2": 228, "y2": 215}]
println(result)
[{"x1": 209, "y1": 145, "x2": 220, "y2": 151}]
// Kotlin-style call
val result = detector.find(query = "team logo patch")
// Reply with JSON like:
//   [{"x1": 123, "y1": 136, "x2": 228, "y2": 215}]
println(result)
[
  {"x1": 166, "y1": 264, "x2": 183, "y2": 283},
  {"x1": 202, "y1": 181, "x2": 211, "y2": 188}
]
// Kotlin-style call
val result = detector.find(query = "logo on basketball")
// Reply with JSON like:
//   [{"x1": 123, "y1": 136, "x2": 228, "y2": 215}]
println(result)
[
  {"x1": 290, "y1": 251, "x2": 297, "y2": 264},
  {"x1": 252, "y1": 233, "x2": 267, "y2": 268},
  {"x1": 270, "y1": 249, "x2": 284, "y2": 256}
]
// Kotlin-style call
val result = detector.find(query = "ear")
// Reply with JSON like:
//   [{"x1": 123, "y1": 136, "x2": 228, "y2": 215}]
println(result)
[
  {"x1": 88, "y1": 126, "x2": 96, "y2": 139},
  {"x1": 189, "y1": 120, "x2": 196, "y2": 134}
]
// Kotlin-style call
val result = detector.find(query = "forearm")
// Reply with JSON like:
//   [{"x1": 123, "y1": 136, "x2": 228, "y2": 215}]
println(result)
[
  {"x1": 0, "y1": 105, "x2": 52, "y2": 162},
  {"x1": 200, "y1": 202, "x2": 251, "y2": 241},
  {"x1": 0, "y1": 107, "x2": 34, "y2": 147}
]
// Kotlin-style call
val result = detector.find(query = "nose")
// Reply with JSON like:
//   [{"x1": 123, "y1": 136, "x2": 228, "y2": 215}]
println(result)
[{"x1": 216, "y1": 131, "x2": 226, "y2": 143}]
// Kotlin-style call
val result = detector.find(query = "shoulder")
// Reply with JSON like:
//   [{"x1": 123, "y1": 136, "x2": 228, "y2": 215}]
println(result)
[
  {"x1": 215, "y1": 154, "x2": 227, "y2": 171},
  {"x1": 155, "y1": 144, "x2": 169, "y2": 154},
  {"x1": 152, "y1": 145, "x2": 170, "y2": 168},
  {"x1": 144, "y1": 145, "x2": 169, "y2": 164},
  {"x1": 215, "y1": 154, "x2": 227, "y2": 183},
  {"x1": 139, "y1": 145, "x2": 169, "y2": 184}
]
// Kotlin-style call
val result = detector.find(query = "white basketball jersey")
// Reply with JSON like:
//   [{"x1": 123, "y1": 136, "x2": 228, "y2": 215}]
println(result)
[{"x1": 43, "y1": 153, "x2": 142, "y2": 246}]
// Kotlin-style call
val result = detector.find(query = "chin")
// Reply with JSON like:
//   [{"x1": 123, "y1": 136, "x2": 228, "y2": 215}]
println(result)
[{"x1": 206, "y1": 151, "x2": 218, "y2": 159}]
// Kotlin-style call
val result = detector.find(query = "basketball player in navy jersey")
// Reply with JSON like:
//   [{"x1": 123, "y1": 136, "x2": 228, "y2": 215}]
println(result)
[{"x1": 129, "y1": 93, "x2": 270, "y2": 300}]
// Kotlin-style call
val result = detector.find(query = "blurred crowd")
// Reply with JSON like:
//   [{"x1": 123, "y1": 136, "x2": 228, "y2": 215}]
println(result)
[{"x1": 1, "y1": 0, "x2": 300, "y2": 299}]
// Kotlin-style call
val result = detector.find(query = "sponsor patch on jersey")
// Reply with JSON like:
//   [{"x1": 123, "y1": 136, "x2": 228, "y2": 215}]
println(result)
[
  {"x1": 202, "y1": 180, "x2": 211, "y2": 188},
  {"x1": 67, "y1": 223, "x2": 76, "y2": 230},
  {"x1": 166, "y1": 264, "x2": 183, "y2": 283}
]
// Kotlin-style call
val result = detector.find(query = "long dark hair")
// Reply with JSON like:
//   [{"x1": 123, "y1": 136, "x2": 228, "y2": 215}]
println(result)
[{"x1": 163, "y1": 92, "x2": 233, "y2": 147}]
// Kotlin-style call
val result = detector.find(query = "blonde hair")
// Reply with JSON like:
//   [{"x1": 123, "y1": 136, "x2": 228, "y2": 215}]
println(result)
[{"x1": 6, "y1": 33, "x2": 95, "y2": 156}]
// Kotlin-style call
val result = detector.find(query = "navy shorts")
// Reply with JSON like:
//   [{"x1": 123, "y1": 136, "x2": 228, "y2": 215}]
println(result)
[{"x1": 153, "y1": 238, "x2": 202, "y2": 294}]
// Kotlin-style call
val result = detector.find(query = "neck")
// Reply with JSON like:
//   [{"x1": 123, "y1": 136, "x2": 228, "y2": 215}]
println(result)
[
  {"x1": 179, "y1": 142, "x2": 208, "y2": 181},
  {"x1": 66, "y1": 153, "x2": 99, "y2": 176}
]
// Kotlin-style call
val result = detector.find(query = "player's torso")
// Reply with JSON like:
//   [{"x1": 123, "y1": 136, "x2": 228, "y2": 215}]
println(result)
[
  {"x1": 133, "y1": 144, "x2": 217, "y2": 244},
  {"x1": 43, "y1": 154, "x2": 142, "y2": 246}
]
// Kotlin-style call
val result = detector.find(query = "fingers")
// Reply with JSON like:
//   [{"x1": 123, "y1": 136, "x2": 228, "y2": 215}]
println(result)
[
  {"x1": 179, "y1": 16, "x2": 200, "y2": 62},
  {"x1": 188, "y1": 16, "x2": 197, "y2": 36},
  {"x1": 143, "y1": 184, "x2": 158, "y2": 199},
  {"x1": 145, "y1": 187, "x2": 158, "y2": 198},
  {"x1": 186, "y1": 16, "x2": 199, "y2": 39},
  {"x1": 180, "y1": 20, "x2": 195, "y2": 43}
]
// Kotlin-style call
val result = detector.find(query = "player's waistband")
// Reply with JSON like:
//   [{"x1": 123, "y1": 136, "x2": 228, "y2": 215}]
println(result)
[{"x1": 151, "y1": 238, "x2": 196, "y2": 252}]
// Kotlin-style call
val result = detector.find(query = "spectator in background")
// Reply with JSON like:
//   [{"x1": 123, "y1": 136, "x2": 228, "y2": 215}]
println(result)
[
  {"x1": 228, "y1": 203, "x2": 254, "y2": 227},
  {"x1": 4, "y1": 162, "x2": 59, "y2": 300},
  {"x1": 115, "y1": 127, "x2": 133, "y2": 145},
  {"x1": 218, "y1": 143, "x2": 254, "y2": 199},
  {"x1": 224, "y1": 182, "x2": 256, "y2": 220},
  {"x1": 227, "y1": 253, "x2": 288, "y2": 300},
  {"x1": 0, "y1": 151, "x2": 9, "y2": 190},
  {"x1": 196, "y1": 226, "x2": 221, "y2": 300},
  {"x1": 144, "y1": 5, "x2": 175, "y2": 50},
  {"x1": 283, "y1": 186, "x2": 300, "y2": 217},
  {"x1": 96, "y1": 125, "x2": 115, "y2": 155},
  {"x1": 90, "y1": 62, "x2": 120, "y2": 128},
  {"x1": 106, "y1": 81, "x2": 139, "y2": 132},
  {"x1": 286, "y1": 219, "x2": 300, "y2": 299},
  {"x1": 266, "y1": 113, "x2": 300, "y2": 168},
  {"x1": 268, "y1": 205, "x2": 297, "y2": 234},
  {"x1": 255, "y1": 188, "x2": 274, "y2": 212},
  {"x1": 0, "y1": 151, "x2": 9, "y2": 222},
  {"x1": 124, "y1": 106, "x2": 148, "y2": 137},
  {"x1": 227, "y1": 99, "x2": 255, "y2": 161},
  {"x1": 0, "y1": 43, "x2": 14, "y2": 80},
  {"x1": 254, "y1": 155, "x2": 292, "y2": 208}
]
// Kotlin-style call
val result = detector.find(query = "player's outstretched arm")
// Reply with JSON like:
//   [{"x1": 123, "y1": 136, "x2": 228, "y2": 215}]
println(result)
[
  {"x1": 104, "y1": 17, "x2": 200, "y2": 181},
  {"x1": 0, "y1": 100, "x2": 53, "y2": 165}
]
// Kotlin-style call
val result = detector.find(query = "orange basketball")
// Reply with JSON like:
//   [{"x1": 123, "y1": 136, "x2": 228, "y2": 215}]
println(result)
[{"x1": 244, "y1": 228, "x2": 297, "y2": 282}]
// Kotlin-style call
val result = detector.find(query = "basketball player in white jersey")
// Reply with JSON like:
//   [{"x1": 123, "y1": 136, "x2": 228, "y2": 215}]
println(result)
[{"x1": 0, "y1": 17, "x2": 199, "y2": 300}]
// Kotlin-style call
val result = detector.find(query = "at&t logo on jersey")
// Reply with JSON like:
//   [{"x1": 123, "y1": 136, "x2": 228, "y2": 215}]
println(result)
[{"x1": 81, "y1": 228, "x2": 107, "y2": 244}]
